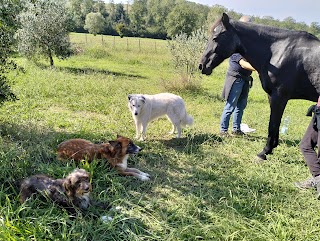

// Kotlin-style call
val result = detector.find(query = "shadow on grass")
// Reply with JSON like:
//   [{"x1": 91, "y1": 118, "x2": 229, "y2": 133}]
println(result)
[
  {"x1": 34, "y1": 62, "x2": 146, "y2": 79},
  {"x1": 233, "y1": 134, "x2": 301, "y2": 152},
  {"x1": 0, "y1": 121, "x2": 114, "y2": 185},
  {"x1": 141, "y1": 147, "x2": 295, "y2": 224},
  {"x1": 279, "y1": 138, "x2": 301, "y2": 148},
  {"x1": 157, "y1": 132, "x2": 223, "y2": 154}
]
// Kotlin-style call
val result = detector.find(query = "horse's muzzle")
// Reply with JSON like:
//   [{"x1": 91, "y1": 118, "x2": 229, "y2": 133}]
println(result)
[{"x1": 199, "y1": 64, "x2": 213, "y2": 75}]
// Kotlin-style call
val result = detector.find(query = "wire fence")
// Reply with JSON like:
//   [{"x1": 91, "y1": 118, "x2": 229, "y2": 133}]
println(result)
[{"x1": 70, "y1": 33, "x2": 168, "y2": 53}]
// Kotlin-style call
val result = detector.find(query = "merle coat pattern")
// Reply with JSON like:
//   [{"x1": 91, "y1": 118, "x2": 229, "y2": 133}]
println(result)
[{"x1": 199, "y1": 13, "x2": 319, "y2": 160}]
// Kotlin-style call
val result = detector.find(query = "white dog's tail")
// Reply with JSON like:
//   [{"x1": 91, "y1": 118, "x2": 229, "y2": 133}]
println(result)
[{"x1": 181, "y1": 112, "x2": 194, "y2": 127}]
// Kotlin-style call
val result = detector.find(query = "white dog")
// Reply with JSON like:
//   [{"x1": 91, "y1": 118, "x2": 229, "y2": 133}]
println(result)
[{"x1": 128, "y1": 93, "x2": 193, "y2": 140}]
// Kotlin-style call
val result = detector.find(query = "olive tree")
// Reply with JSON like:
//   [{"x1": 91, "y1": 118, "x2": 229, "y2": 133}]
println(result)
[
  {"x1": 0, "y1": 0, "x2": 22, "y2": 103},
  {"x1": 16, "y1": 0, "x2": 72, "y2": 66},
  {"x1": 167, "y1": 27, "x2": 207, "y2": 79}
]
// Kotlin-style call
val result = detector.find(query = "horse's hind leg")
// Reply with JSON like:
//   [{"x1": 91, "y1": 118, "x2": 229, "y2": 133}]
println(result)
[{"x1": 257, "y1": 93, "x2": 288, "y2": 161}]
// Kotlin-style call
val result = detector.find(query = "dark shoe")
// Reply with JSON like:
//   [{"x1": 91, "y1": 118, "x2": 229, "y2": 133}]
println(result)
[
  {"x1": 294, "y1": 176, "x2": 320, "y2": 189},
  {"x1": 219, "y1": 131, "x2": 230, "y2": 137},
  {"x1": 231, "y1": 130, "x2": 245, "y2": 136}
]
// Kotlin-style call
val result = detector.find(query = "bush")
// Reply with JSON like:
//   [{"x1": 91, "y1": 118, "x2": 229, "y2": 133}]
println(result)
[{"x1": 167, "y1": 27, "x2": 208, "y2": 87}]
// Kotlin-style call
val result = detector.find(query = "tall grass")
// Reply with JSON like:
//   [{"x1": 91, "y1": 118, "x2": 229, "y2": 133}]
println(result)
[{"x1": 0, "y1": 32, "x2": 319, "y2": 240}]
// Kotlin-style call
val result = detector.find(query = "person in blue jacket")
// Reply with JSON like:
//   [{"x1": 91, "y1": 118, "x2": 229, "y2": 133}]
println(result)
[{"x1": 220, "y1": 16, "x2": 256, "y2": 136}]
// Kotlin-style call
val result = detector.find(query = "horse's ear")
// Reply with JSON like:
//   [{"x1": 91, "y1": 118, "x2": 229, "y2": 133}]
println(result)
[{"x1": 221, "y1": 13, "x2": 230, "y2": 28}]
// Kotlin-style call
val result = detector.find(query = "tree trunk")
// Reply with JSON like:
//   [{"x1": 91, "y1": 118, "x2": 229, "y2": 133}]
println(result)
[{"x1": 48, "y1": 48, "x2": 54, "y2": 66}]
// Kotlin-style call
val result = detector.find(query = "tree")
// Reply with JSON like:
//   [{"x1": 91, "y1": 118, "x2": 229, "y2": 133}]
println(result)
[
  {"x1": 16, "y1": 0, "x2": 72, "y2": 66},
  {"x1": 65, "y1": 0, "x2": 95, "y2": 31},
  {"x1": 84, "y1": 12, "x2": 105, "y2": 35},
  {"x1": 206, "y1": 5, "x2": 227, "y2": 27},
  {"x1": 309, "y1": 22, "x2": 320, "y2": 37},
  {"x1": 0, "y1": 0, "x2": 22, "y2": 103},
  {"x1": 147, "y1": 0, "x2": 175, "y2": 29},
  {"x1": 167, "y1": 27, "x2": 207, "y2": 79},
  {"x1": 66, "y1": 0, "x2": 84, "y2": 29},
  {"x1": 145, "y1": 0, "x2": 174, "y2": 38},
  {"x1": 94, "y1": 0, "x2": 108, "y2": 18},
  {"x1": 115, "y1": 23, "x2": 127, "y2": 37},
  {"x1": 281, "y1": 16, "x2": 296, "y2": 30},
  {"x1": 81, "y1": 0, "x2": 94, "y2": 18},
  {"x1": 165, "y1": 2, "x2": 199, "y2": 37},
  {"x1": 114, "y1": 4, "x2": 129, "y2": 24},
  {"x1": 129, "y1": 0, "x2": 148, "y2": 35}
]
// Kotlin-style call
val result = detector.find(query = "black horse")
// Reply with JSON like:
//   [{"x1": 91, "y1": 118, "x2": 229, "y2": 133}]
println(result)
[{"x1": 199, "y1": 13, "x2": 320, "y2": 161}]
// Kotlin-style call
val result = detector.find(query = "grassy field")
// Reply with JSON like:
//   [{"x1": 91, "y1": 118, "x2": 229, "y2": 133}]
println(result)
[{"x1": 0, "y1": 32, "x2": 319, "y2": 240}]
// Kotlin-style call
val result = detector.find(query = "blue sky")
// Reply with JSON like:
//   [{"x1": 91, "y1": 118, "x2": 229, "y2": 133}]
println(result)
[
  {"x1": 110, "y1": 0, "x2": 319, "y2": 25},
  {"x1": 191, "y1": 0, "x2": 319, "y2": 24}
]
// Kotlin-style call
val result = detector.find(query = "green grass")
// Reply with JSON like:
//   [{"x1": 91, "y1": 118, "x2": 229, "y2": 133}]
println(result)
[{"x1": 0, "y1": 32, "x2": 319, "y2": 240}]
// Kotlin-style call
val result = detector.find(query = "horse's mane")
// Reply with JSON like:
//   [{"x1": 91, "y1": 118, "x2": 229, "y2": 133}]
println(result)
[
  {"x1": 208, "y1": 15, "x2": 318, "y2": 41},
  {"x1": 209, "y1": 18, "x2": 222, "y2": 34},
  {"x1": 231, "y1": 19, "x2": 318, "y2": 40}
]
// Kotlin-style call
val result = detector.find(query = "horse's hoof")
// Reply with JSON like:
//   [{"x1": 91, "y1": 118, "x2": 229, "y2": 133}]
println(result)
[
  {"x1": 254, "y1": 156, "x2": 266, "y2": 164},
  {"x1": 257, "y1": 153, "x2": 267, "y2": 160}
]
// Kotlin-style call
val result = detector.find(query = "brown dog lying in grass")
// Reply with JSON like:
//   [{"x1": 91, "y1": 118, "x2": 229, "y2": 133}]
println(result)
[
  {"x1": 57, "y1": 135, "x2": 150, "y2": 181},
  {"x1": 19, "y1": 168, "x2": 110, "y2": 214}
]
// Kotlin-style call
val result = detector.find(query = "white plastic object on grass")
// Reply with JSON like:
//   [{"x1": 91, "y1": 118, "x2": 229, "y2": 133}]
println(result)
[{"x1": 240, "y1": 123, "x2": 256, "y2": 133}]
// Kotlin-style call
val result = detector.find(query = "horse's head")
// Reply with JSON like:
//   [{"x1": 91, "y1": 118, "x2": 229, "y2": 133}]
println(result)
[{"x1": 199, "y1": 13, "x2": 241, "y2": 75}]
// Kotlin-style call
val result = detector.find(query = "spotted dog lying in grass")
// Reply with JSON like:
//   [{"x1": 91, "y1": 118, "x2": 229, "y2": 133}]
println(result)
[{"x1": 19, "y1": 168, "x2": 110, "y2": 215}]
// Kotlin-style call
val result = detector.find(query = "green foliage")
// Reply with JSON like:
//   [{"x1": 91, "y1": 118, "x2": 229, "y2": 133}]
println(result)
[
  {"x1": 16, "y1": 0, "x2": 72, "y2": 66},
  {"x1": 65, "y1": 1, "x2": 320, "y2": 40},
  {"x1": 111, "y1": 3, "x2": 129, "y2": 24},
  {"x1": 84, "y1": 12, "x2": 105, "y2": 35},
  {"x1": 66, "y1": 0, "x2": 87, "y2": 29},
  {"x1": 146, "y1": 0, "x2": 175, "y2": 29},
  {"x1": 94, "y1": 0, "x2": 108, "y2": 18},
  {"x1": 0, "y1": 0, "x2": 21, "y2": 103},
  {"x1": 115, "y1": 23, "x2": 126, "y2": 38},
  {"x1": 164, "y1": 2, "x2": 199, "y2": 37},
  {"x1": 167, "y1": 27, "x2": 207, "y2": 84},
  {"x1": 129, "y1": 0, "x2": 148, "y2": 34}
]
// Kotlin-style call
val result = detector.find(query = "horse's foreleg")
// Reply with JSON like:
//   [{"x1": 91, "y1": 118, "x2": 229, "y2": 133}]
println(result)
[{"x1": 257, "y1": 94, "x2": 288, "y2": 160}]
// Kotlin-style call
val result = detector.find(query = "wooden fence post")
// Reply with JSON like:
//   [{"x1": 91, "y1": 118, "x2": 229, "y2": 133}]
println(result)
[{"x1": 139, "y1": 39, "x2": 141, "y2": 52}]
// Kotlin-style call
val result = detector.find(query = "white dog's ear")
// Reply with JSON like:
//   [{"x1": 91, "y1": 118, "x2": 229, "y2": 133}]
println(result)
[
  {"x1": 128, "y1": 94, "x2": 133, "y2": 101},
  {"x1": 140, "y1": 96, "x2": 146, "y2": 103}
]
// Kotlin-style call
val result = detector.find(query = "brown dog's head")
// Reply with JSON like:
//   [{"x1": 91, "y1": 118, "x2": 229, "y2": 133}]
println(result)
[
  {"x1": 110, "y1": 135, "x2": 142, "y2": 155},
  {"x1": 63, "y1": 168, "x2": 92, "y2": 209}
]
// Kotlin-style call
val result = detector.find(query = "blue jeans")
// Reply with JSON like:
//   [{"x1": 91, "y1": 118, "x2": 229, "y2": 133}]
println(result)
[{"x1": 220, "y1": 78, "x2": 250, "y2": 132}]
